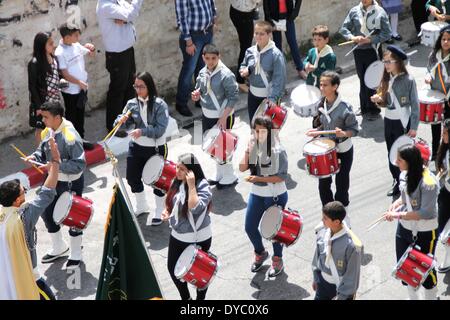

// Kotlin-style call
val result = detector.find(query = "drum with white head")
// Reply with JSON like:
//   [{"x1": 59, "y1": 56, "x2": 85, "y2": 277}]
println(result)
[
  {"x1": 364, "y1": 60, "x2": 384, "y2": 90},
  {"x1": 290, "y1": 84, "x2": 322, "y2": 117},
  {"x1": 420, "y1": 21, "x2": 449, "y2": 47}
]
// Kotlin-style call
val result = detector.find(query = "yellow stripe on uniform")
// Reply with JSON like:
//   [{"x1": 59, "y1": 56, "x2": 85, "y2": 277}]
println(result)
[
  {"x1": 164, "y1": 144, "x2": 168, "y2": 160},
  {"x1": 228, "y1": 113, "x2": 234, "y2": 130},
  {"x1": 429, "y1": 229, "x2": 437, "y2": 285},
  {"x1": 38, "y1": 287, "x2": 50, "y2": 300}
]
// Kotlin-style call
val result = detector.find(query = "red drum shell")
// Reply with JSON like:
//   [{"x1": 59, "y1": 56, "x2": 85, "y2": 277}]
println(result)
[
  {"x1": 303, "y1": 138, "x2": 340, "y2": 178},
  {"x1": 260, "y1": 206, "x2": 303, "y2": 247},
  {"x1": 53, "y1": 192, "x2": 93, "y2": 230},
  {"x1": 203, "y1": 129, "x2": 238, "y2": 164},
  {"x1": 419, "y1": 102, "x2": 444, "y2": 124},
  {"x1": 153, "y1": 159, "x2": 177, "y2": 193},
  {"x1": 264, "y1": 104, "x2": 288, "y2": 129}
]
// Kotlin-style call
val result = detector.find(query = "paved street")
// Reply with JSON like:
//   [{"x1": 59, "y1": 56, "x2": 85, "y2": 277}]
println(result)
[{"x1": 2, "y1": 17, "x2": 449, "y2": 300}]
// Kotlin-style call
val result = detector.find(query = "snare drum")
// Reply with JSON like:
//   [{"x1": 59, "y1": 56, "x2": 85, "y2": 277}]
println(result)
[
  {"x1": 142, "y1": 155, "x2": 177, "y2": 193},
  {"x1": 174, "y1": 245, "x2": 219, "y2": 290},
  {"x1": 290, "y1": 84, "x2": 322, "y2": 117},
  {"x1": 392, "y1": 245, "x2": 436, "y2": 289},
  {"x1": 418, "y1": 89, "x2": 445, "y2": 124},
  {"x1": 364, "y1": 60, "x2": 384, "y2": 90},
  {"x1": 252, "y1": 100, "x2": 288, "y2": 129},
  {"x1": 260, "y1": 206, "x2": 303, "y2": 247},
  {"x1": 420, "y1": 21, "x2": 449, "y2": 47},
  {"x1": 202, "y1": 127, "x2": 238, "y2": 164},
  {"x1": 389, "y1": 135, "x2": 432, "y2": 167},
  {"x1": 303, "y1": 138, "x2": 340, "y2": 178},
  {"x1": 53, "y1": 192, "x2": 93, "y2": 230}
]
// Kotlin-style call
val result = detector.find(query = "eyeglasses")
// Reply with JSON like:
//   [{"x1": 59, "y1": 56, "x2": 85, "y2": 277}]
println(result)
[
  {"x1": 133, "y1": 85, "x2": 147, "y2": 90},
  {"x1": 382, "y1": 60, "x2": 397, "y2": 64}
]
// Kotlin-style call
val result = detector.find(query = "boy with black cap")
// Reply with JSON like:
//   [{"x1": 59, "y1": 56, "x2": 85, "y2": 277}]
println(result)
[
  {"x1": 371, "y1": 45, "x2": 419, "y2": 198},
  {"x1": 312, "y1": 201, "x2": 363, "y2": 300}
]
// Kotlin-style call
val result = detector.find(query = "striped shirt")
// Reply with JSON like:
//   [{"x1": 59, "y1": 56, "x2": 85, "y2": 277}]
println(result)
[{"x1": 175, "y1": 0, "x2": 216, "y2": 40}]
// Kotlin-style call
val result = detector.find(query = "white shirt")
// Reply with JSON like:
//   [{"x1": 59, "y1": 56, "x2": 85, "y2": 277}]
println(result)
[
  {"x1": 230, "y1": 0, "x2": 260, "y2": 12},
  {"x1": 55, "y1": 41, "x2": 90, "y2": 95}
]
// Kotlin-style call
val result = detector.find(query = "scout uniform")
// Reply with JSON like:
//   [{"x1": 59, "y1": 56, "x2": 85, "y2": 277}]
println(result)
[
  {"x1": 426, "y1": 0, "x2": 450, "y2": 16},
  {"x1": 304, "y1": 45, "x2": 337, "y2": 87},
  {"x1": 195, "y1": 60, "x2": 240, "y2": 187},
  {"x1": 312, "y1": 222, "x2": 363, "y2": 300}
]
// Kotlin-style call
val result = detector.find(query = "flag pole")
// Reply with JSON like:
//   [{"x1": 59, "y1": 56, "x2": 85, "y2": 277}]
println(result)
[{"x1": 103, "y1": 142, "x2": 166, "y2": 299}]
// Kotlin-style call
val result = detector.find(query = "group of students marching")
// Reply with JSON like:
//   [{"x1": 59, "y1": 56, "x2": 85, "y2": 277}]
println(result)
[{"x1": 1, "y1": 0, "x2": 450, "y2": 301}]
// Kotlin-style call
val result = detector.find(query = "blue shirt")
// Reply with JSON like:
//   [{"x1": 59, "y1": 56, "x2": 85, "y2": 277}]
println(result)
[
  {"x1": 175, "y1": 0, "x2": 216, "y2": 41},
  {"x1": 96, "y1": 0, "x2": 143, "y2": 53}
]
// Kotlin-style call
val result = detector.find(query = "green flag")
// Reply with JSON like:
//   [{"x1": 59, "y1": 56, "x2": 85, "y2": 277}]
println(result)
[{"x1": 96, "y1": 184, "x2": 163, "y2": 300}]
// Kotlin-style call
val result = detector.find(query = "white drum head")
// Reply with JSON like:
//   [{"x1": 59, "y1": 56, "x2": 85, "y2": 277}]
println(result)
[
  {"x1": 389, "y1": 135, "x2": 414, "y2": 166},
  {"x1": 418, "y1": 89, "x2": 446, "y2": 104},
  {"x1": 260, "y1": 206, "x2": 282, "y2": 240},
  {"x1": 142, "y1": 155, "x2": 164, "y2": 185},
  {"x1": 174, "y1": 244, "x2": 197, "y2": 279},
  {"x1": 202, "y1": 126, "x2": 221, "y2": 152},
  {"x1": 290, "y1": 84, "x2": 321, "y2": 116},
  {"x1": 53, "y1": 191, "x2": 72, "y2": 224},
  {"x1": 364, "y1": 61, "x2": 384, "y2": 90},
  {"x1": 303, "y1": 138, "x2": 336, "y2": 155}
]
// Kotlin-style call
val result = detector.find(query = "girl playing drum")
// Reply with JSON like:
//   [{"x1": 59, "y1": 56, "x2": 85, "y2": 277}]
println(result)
[
  {"x1": 371, "y1": 45, "x2": 419, "y2": 198},
  {"x1": 383, "y1": 145, "x2": 439, "y2": 300},
  {"x1": 306, "y1": 71, "x2": 359, "y2": 224},
  {"x1": 162, "y1": 153, "x2": 213, "y2": 300},
  {"x1": 114, "y1": 72, "x2": 169, "y2": 225},
  {"x1": 239, "y1": 116, "x2": 289, "y2": 277}
]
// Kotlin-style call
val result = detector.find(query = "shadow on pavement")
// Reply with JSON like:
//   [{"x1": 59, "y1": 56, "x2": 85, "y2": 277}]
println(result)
[
  {"x1": 210, "y1": 186, "x2": 247, "y2": 216},
  {"x1": 44, "y1": 260, "x2": 98, "y2": 300},
  {"x1": 138, "y1": 214, "x2": 171, "y2": 251},
  {"x1": 361, "y1": 253, "x2": 373, "y2": 266},
  {"x1": 358, "y1": 117, "x2": 385, "y2": 143}
]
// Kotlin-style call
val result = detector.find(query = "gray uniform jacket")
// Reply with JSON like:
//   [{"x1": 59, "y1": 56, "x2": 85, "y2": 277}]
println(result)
[
  {"x1": 19, "y1": 187, "x2": 56, "y2": 269},
  {"x1": 33, "y1": 119, "x2": 86, "y2": 179},
  {"x1": 249, "y1": 145, "x2": 288, "y2": 187},
  {"x1": 340, "y1": 3, "x2": 391, "y2": 51},
  {"x1": 195, "y1": 62, "x2": 239, "y2": 119},
  {"x1": 385, "y1": 73, "x2": 420, "y2": 131},
  {"x1": 240, "y1": 44, "x2": 287, "y2": 102},
  {"x1": 312, "y1": 224, "x2": 363, "y2": 300},
  {"x1": 427, "y1": 52, "x2": 450, "y2": 95},
  {"x1": 169, "y1": 179, "x2": 212, "y2": 243},
  {"x1": 114, "y1": 97, "x2": 169, "y2": 146}
]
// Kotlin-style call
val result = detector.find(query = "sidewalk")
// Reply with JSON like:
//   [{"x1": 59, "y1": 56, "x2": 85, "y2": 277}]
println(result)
[{"x1": 0, "y1": 15, "x2": 418, "y2": 187}]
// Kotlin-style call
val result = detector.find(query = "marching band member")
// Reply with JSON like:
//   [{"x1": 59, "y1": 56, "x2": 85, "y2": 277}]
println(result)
[
  {"x1": 192, "y1": 44, "x2": 239, "y2": 188},
  {"x1": 426, "y1": 0, "x2": 450, "y2": 22},
  {"x1": 340, "y1": 0, "x2": 392, "y2": 121},
  {"x1": 436, "y1": 118, "x2": 450, "y2": 273},
  {"x1": 312, "y1": 201, "x2": 363, "y2": 300},
  {"x1": 306, "y1": 71, "x2": 359, "y2": 225},
  {"x1": 383, "y1": 145, "x2": 439, "y2": 300},
  {"x1": 371, "y1": 45, "x2": 419, "y2": 198},
  {"x1": 239, "y1": 116, "x2": 289, "y2": 277},
  {"x1": 239, "y1": 20, "x2": 287, "y2": 123},
  {"x1": 162, "y1": 153, "x2": 213, "y2": 300},
  {"x1": 0, "y1": 138, "x2": 60, "y2": 300},
  {"x1": 425, "y1": 25, "x2": 450, "y2": 160},
  {"x1": 114, "y1": 72, "x2": 169, "y2": 226},
  {"x1": 27, "y1": 101, "x2": 86, "y2": 270}
]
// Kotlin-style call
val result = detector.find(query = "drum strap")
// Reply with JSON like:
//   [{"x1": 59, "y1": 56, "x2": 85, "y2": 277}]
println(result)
[
  {"x1": 430, "y1": 51, "x2": 450, "y2": 82},
  {"x1": 318, "y1": 94, "x2": 342, "y2": 123},
  {"x1": 404, "y1": 190, "x2": 419, "y2": 239},
  {"x1": 254, "y1": 42, "x2": 275, "y2": 92},
  {"x1": 436, "y1": 63, "x2": 450, "y2": 100},
  {"x1": 388, "y1": 74, "x2": 410, "y2": 129},
  {"x1": 323, "y1": 227, "x2": 346, "y2": 286}
]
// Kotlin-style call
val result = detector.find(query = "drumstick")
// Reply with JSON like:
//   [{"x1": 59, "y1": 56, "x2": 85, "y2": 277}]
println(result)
[
  {"x1": 344, "y1": 30, "x2": 375, "y2": 57},
  {"x1": 338, "y1": 39, "x2": 355, "y2": 46},
  {"x1": 102, "y1": 111, "x2": 131, "y2": 142},
  {"x1": 10, "y1": 144, "x2": 44, "y2": 174},
  {"x1": 314, "y1": 130, "x2": 337, "y2": 135},
  {"x1": 19, "y1": 157, "x2": 45, "y2": 167},
  {"x1": 366, "y1": 215, "x2": 386, "y2": 231},
  {"x1": 437, "y1": 169, "x2": 448, "y2": 180}
]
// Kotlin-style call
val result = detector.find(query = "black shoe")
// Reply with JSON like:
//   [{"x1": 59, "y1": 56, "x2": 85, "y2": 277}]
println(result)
[
  {"x1": 65, "y1": 259, "x2": 81, "y2": 270},
  {"x1": 216, "y1": 179, "x2": 238, "y2": 189},
  {"x1": 151, "y1": 218, "x2": 163, "y2": 226},
  {"x1": 115, "y1": 129, "x2": 128, "y2": 138},
  {"x1": 251, "y1": 251, "x2": 269, "y2": 273},
  {"x1": 41, "y1": 247, "x2": 69, "y2": 263},
  {"x1": 392, "y1": 34, "x2": 403, "y2": 41},
  {"x1": 176, "y1": 104, "x2": 193, "y2": 117},
  {"x1": 82, "y1": 140, "x2": 95, "y2": 150}
]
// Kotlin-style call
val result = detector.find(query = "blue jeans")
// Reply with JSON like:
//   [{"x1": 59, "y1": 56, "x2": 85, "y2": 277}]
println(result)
[
  {"x1": 245, "y1": 191, "x2": 288, "y2": 257},
  {"x1": 272, "y1": 19, "x2": 303, "y2": 71},
  {"x1": 176, "y1": 30, "x2": 213, "y2": 107}
]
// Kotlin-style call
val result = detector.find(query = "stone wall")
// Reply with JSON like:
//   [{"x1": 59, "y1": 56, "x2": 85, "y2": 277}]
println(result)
[{"x1": 0, "y1": 0, "x2": 412, "y2": 140}]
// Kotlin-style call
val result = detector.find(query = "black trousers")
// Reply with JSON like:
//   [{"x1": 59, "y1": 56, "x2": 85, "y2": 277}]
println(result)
[
  {"x1": 126, "y1": 142, "x2": 167, "y2": 195},
  {"x1": 431, "y1": 102, "x2": 450, "y2": 158},
  {"x1": 105, "y1": 47, "x2": 136, "y2": 131},
  {"x1": 167, "y1": 235, "x2": 212, "y2": 300},
  {"x1": 314, "y1": 272, "x2": 355, "y2": 300},
  {"x1": 42, "y1": 175, "x2": 84, "y2": 237},
  {"x1": 411, "y1": 0, "x2": 429, "y2": 33},
  {"x1": 62, "y1": 91, "x2": 87, "y2": 138},
  {"x1": 37, "y1": 278, "x2": 56, "y2": 300},
  {"x1": 438, "y1": 187, "x2": 450, "y2": 235},
  {"x1": 384, "y1": 118, "x2": 409, "y2": 187},
  {"x1": 319, "y1": 147, "x2": 353, "y2": 207},
  {"x1": 247, "y1": 91, "x2": 265, "y2": 125},
  {"x1": 353, "y1": 48, "x2": 380, "y2": 116},
  {"x1": 229, "y1": 6, "x2": 255, "y2": 84},
  {"x1": 395, "y1": 223, "x2": 438, "y2": 289},
  {"x1": 201, "y1": 113, "x2": 235, "y2": 134}
]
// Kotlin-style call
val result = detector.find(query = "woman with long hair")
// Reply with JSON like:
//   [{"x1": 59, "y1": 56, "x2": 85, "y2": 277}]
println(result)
[
  {"x1": 435, "y1": 119, "x2": 450, "y2": 273},
  {"x1": 28, "y1": 32, "x2": 61, "y2": 146},
  {"x1": 114, "y1": 71, "x2": 169, "y2": 225},
  {"x1": 162, "y1": 153, "x2": 213, "y2": 300},
  {"x1": 383, "y1": 145, "x2": 439, "y2": 300},
  {"x1": 239, "y1": 115, "x2": 288, "y2": 277},
  {"x1": 371, "y1": 45, "x2": 419, "y2": 198},
  {"x1": 425, "y1": 25, "x2": 450, "y2": 160}
]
